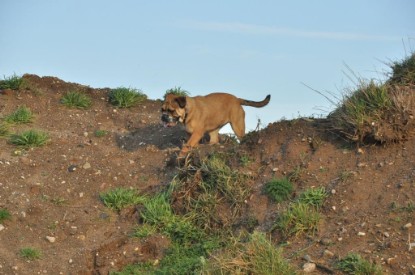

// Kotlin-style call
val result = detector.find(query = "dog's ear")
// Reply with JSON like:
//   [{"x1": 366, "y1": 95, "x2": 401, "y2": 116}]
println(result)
[{"x1": 175, "y1": 96, "x2": 186, "y2": 108}]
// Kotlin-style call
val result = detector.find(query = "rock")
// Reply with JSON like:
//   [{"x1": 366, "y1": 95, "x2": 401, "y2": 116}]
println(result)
[
  {"x1": 357, "y1": 232, "x2": 366, "y2": 236},
  {"x1": 303, "y1": 262, "x2": 316, "y2": 273},
  {"x1": 0, "y1": 224, "x2": 5, "y2": 231},
  {"x1": 46, "y1": 236, "x2": 56, "y2": 243},
  {"x1": 83, "y1": 162, "x2": 91, "y2": 169},
  {"x1": 320, "y1": 238, "x2": 332, "y2": 246},
  {"x1": 323, "y1": 249, "x2": 335, "y2": 258},
  {"x1": 302, "y1": 254, "x2": 312, "y2": 262},
  {"x1": 383, "y1": 232, "x2": 390, "y2": 238},
  {"x1": 68, "y1": 165, "x2": 77, "y2": 172},
  {"x1": 403, "y1": 223, "x2": 412, "y2": 229}
]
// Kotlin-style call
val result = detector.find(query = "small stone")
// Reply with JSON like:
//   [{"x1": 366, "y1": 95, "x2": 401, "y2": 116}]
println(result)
[
  {"x1": 320, "y1": 238, "x2": 332, "y2": 246},
  {"x1": 83, "y1": 132, "x2": 88, "y2": 137},
  {"x1": 357, "y1": 162, "x2": 367, "y2": 168},
  {"x1": 357, "y1": 232, "x2": 366, "y2": 236},
  {"x1": 331, "y1": 189, "x2": 336, "y2": 194},
  {"x1": 357, "y1": 148, "x2": 364, "y2": 154},
  {"x1": 383, "y1": 232, "x2": 390, "y2": 238},
  {"x1": 83, "y1": 162, "x2": 91, "y2": 169},
  {"x1": 323, "y1": 249, "x2": 335, "y2": 258},
  {"x1": 403, "y1": 223, "x2": 412, "y2": 229},
  {"x1": 79, "y1": 192, "x2": 84, "y2": 198},
  {"x1": 303, "y1": 262, "x2": 316, "y2": 273},
  {"x1": 69, "y1": 259, "x2": 73, "y2": 264},
  {"x1": 302, "y1": 254, "x2": 312, "y2": 262},
  {"x1": 387, "y1": 257, "x2": 395, "y2": 265},
  {"x1": 0, "y1": 224, "x2": 5, "y2": 231},
  {"x1": 68, "y1": 165, "x2": 77, "y2": 172},
  {"x1": 272, "y1": 167, "x2": 278, "y2": 172},
  {"x1": 46, "y1": 236, "x2": 56, "y2": 243}
]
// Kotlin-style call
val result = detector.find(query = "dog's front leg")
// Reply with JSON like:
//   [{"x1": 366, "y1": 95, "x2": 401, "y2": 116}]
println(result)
[{"x1": 179, "y1": 131, "x2": 204, "y2": 156}]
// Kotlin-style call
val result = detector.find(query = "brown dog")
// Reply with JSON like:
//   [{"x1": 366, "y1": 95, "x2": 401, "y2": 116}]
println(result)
[{"x1": 161, "y1": 92, "x2": 270, "y2": 155}]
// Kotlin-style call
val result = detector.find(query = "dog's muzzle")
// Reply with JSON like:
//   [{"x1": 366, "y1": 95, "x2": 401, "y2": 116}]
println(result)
[{"x1": 161, "y1": 113, "x2": 179, "y2": 127}]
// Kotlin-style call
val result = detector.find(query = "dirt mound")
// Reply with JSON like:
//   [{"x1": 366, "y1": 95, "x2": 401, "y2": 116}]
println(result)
[{"x1": 0, "y1": 74, "x2": 414, "y2": 274}]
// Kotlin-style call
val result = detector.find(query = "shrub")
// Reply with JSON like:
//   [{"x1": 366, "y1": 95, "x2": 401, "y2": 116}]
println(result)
[
  {"x1": 100, "y1": 188, "x2": 145, "y2": 212},
  {"x1": 5, "y1": 106, "x2": 33, "y2": 124},
  {"x1": 338, "y1": 253, "x2": 382, "y2": 275},
  {"x1": 264, "y1": 177, "x2": 293, "y2": 203},
  {"x1": 109, "y1": 87, "x2": 147, "y2": 108},
  {"x1": 9, "y1": 130, "x2": 48, "y2": 148},
  {"x1": 389, "y1": 52, "x2": 415, "y2": 85},
  {"x1": 0, "y1": 74, "x2": 23, "y2": 90},
  {"x1": 61, "y1": 91, "x2": 92, "y2": 109}
]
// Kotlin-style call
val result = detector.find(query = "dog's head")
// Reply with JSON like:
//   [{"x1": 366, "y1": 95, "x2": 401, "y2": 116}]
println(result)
[{"x1": 161, "y1": 94, "x2": 187, "y2": 127}]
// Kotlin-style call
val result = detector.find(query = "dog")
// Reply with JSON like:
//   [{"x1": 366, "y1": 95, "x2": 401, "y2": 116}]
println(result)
[{"x1": 161, "y1": 92, "x2": 270, "y2": 156}]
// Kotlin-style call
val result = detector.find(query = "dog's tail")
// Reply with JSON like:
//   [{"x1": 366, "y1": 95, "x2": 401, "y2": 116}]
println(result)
[{"x1": 240, "y1": 94, "x2": 271, "y2": 108}]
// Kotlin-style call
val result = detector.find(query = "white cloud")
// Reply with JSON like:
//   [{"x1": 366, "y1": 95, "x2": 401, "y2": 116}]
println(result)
[{"x1": 185, "y1": 21, "x2": 399, "y2": 42}]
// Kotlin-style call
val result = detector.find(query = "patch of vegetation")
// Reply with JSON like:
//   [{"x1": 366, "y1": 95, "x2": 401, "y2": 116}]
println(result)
[
  {"x1": 61, "y1": 91, "x2": 92, "y2": 109},
  {"x1": 0, "y1": 74, "x2": 23, "y2": 90},
  {"x1": 100, "y1": 188, "x2": 145, "y2": 212},
  {"x1": 9, "y1": 130, "x2": 49, "y2": 148},
  {"x1": 298, "y1": 187, "x2": 327, "y2": 208},
  {"x1": 94, "y1": 129, "x2": 109, "y2": 137},
  {"x1": 109, "y1": 87, "x2": 147, "y2": 108},
  {"x1": 338, "y1": 253, "x2": 382, "y2": 275},
  {"x1": 389, "y1": 52, "x2": 415, "y2": 85},
  {"x1": 275, "y1": 202, "x2": 320, "y2": 237},
  {"x1": 264, "y1": 177, "x2": 293, "y2": 203},
  {"x1": 0, "y1": 208, "x2": 11, "y2": 223},
  {"x1": 133, "y1": 223, "x2": 157, "y2": 238},
  {"x1": 19, "y1": 247, "x2": 42, "y2": 261},
  {"x1": 4, "y1": 106, "x2": 33, "y2": 124},
  {"x1": 164, "y1": 86, "x2": 189, "y2": 99},
  {"x1": 328, "y1": 53, "x2": 415, "y2": 144},
  {"x1": 201, "y1": 231, "x2": 296, "y2": 275},
  {"x1": 0, "y1": 123, "x2": 9, "y2": 137}
]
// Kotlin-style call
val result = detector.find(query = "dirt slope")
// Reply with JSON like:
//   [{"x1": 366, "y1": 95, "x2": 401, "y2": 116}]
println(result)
[{"x1": 0, "y1": 75, "x2": 414, "y2": 274}]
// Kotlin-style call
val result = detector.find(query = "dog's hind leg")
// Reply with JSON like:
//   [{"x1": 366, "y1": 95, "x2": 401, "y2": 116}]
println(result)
[{"x1": 208, "y1": 129, "x2": 220, "y2": 144}]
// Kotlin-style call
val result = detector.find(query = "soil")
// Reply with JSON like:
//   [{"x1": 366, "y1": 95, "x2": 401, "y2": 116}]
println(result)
[{"x1": 0, "y1": 74, "x2": 414, "y2": 274}]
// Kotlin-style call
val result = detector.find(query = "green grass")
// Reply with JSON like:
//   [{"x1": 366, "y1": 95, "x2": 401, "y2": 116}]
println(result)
[
  {"x1": 338, "y1": 253, "x2": 382, "y2": 275},
  {"x1": 0, "y1": 208, "x2": 11, "y2": 223},
  {"x1": 109, "y1": 87, "x2": 147, "y2": 108},
  {"x1": 133, "y1": 223, "x2": 157, "y2": 238},
  {"x1": 19, "y1": 247, "x2": 42, "y2": 261},
  {"x1": 0, "y1": 74, "x2": 23, "y2": 90},
  {"x1": 4, "y1": 106, "x2": 33, "y2": 124},
  {"x1": 275, "y1": 202, "x2": 320, "y2": 237},
  {"x1": 264, "y1": 177, "x2": 293, "y2": 203},
  {"x1": 389, "y1": 52, "x2": 415, "y2": 85},
  {"x1": 0, "y1": 123, "x2": 9, "y2": 137},
  {"x1": 201, "y1": 232, "x2": 296, "y2": 275},
  {"x1": 100, "y1": 188, "x2": 145, "y2": 212},
  {"x1": 9, "y1": 130, "x2": 49, "y2": 148},
  {"x1": 298, "y1": 187, "x2": 327, "y2": 208},
  {"x1": 61, "y1": 91, "x2": 92, "y2": 109},
  {"x1": 94, "y1": 129, "x2": 109, "y2": 137},
  {"x1": 164, "y1": 86, "x2": 189, "y2": 99}
]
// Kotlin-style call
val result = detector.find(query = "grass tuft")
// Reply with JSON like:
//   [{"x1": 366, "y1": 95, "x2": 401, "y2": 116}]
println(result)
[
  {"x1": 264, "y1": 177, "x2": 293, "y2": 203},
  {"x1": 94, "y1": 129, "x2": 109, "y2": 137},
  {"x1": 9, "y1": 130, "x2": 48, "y2": 148},
  {"x1": 164, "y1": 86, "x2": 190, "y2": 99},
  {"x1": 100, "y1": 188, "x2": 145, "y2": 212},
  {"x1": 109, "y1": 87, "x2": 147, "y2": 108},
  {"x1": 298, "y1": 187, "x2": 327, "y2": 208},
  {"x1": 19, "y1": 247, "x2": 42, "y2": 261},
  {"x1": 0, "y1": 123, "x2": 9, "y2": 137},
  {"x1": 201, "y1": 231, "x2": 296, "y2": 274},
  {"x1": 275, "y1": 202, "x2": 320, "y2": 237},
  {"x1": 388, "y1": 52, "x2": 415, "y2": 85},
  {"x1": 0, "y1": 208, "x2": 11, "y2": 223},
  {"x1": 5, "y1": 106, "x2": 33, "y2": 124},
  {"x1": 0, "y1": 74, "x2": 23, "y2": 90},
  {"x1": 338, "y1": 253, "x2": 382, "y2": 275},
  {"x1": 61, "y1": 91, "x2": 92, "y2": 109}
]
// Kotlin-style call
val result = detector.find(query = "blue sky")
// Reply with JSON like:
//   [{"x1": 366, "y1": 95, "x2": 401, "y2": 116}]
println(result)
[{"x1": 1, "y1": 0, "x2": 414, "y2": 132}]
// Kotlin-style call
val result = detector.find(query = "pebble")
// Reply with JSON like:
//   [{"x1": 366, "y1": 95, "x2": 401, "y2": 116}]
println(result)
[
  {"x1": 383, "y1": 232, "x2": 390, "y2": 238},
  {"x1": 323, "y1": 249, "x2": 335, "y2": 257},
  {"x1": 303, "y1": 262, "x2": 316, "y2": 273},
  {"x1": 0, "y1": 224, "x2": 5, "y2": 231},
  {"x1": 46, "y1": 236, "x2": 56, "y2": 243},
  {"x1": 403, "y1": 223, "x2": 412, "y2": 229},
  {"x1": 68, "y1": 165, "x2": 77, "y2": 172},
  {"x1": 357, "y1": 232, "x2": 366, "y2": 236},
  {"x1": 83, "y1": 162, "x2": 91, "y2": 169}
]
